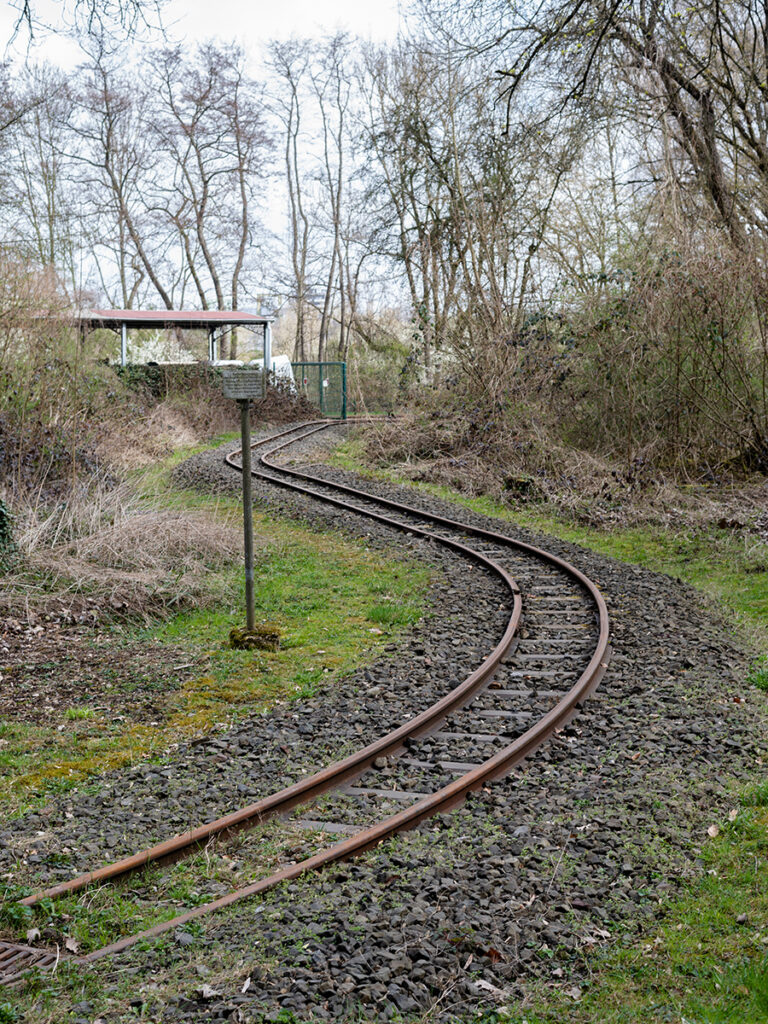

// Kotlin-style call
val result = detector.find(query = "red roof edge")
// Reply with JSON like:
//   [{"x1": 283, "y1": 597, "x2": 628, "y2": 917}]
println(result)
[{"x1": 81, "y1": 309, "x2": 273, "y2": 324}]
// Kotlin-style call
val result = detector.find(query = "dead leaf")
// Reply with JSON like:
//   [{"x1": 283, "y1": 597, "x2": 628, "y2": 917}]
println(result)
[
  {"x1": 707, "y1": 824, "x2": 720, "y2": 838},
  {"x1": 566, "y1": 986, "x2": 582, "y2": 1001},
  {"x1": 197, "y1": 984, "x2": 221, "y2": 1001},
  {"x1": 25, "y1": 927, "x2": 40, "y2": 944},
  {"x1": 241, "y1": 977, "x2": 251, "y2": 994},
  {"x1": 472, "y1": 978, "x2": 508, "y2": 1000},
  {"x1": 64, "y1": 936, "x2": 80, "y2": 953},
  {"x1": 728, "y1": 808, "x2": 739, "y2": 822}
]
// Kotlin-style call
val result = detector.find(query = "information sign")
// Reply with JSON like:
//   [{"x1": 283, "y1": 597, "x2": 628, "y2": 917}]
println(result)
[{"x1": 220, "y1": 367, "x2": 264, "y2": 400}]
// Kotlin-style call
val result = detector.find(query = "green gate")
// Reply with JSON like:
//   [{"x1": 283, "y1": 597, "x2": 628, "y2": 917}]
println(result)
[{"x1": 292, "y1": 361, "x2": 347, "y2": 419}]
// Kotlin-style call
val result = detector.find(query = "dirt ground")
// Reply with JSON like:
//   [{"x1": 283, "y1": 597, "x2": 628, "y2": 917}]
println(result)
[{"x1": 0, "y1": 616, "x2": 203, "y2": 728}]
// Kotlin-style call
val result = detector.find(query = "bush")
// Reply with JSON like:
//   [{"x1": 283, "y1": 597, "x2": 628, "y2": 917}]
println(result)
[
  {"x1": 114, "y1": 362, "x2": 224, "y2": 399},
  {"x1": 382, "y1": 239, "x2": 768, "y2": 485},
  {"x1": 559, "y1": 245, "x2": 768, "y2": 474}
]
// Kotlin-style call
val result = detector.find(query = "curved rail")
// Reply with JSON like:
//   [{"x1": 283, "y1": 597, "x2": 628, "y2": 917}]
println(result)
[
  {"x1": 21, "y1": 422, "x2": 523, "y2": 905},
  {"x1": 13, "y1": 418, "x2": 610, "y2": 970}
]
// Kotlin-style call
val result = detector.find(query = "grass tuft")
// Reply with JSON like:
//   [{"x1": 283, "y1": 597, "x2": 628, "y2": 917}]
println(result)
[
  {"x1": 741, "y1": 780, "x2": 768, "y2": 807},
  {"x1": 366, "y1": 601, "x2": 422, "y2": 627},
  {"x1": 748, "y1": 660, "x2": 768, "y2": 691}
]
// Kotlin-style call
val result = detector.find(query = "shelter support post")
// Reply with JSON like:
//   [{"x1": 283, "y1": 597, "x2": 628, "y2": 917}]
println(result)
[
  {"x1": 264, "y1": 322, "x2": 272, "y2": 374},
  {"x1": 120, "y1": 323, "x2": 127, "y2": 366}
]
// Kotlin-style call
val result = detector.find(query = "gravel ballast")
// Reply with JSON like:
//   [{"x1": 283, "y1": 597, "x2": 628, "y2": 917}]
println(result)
[{"x1": 7, "y1": 423, "x2": 768, "y2": 1022}]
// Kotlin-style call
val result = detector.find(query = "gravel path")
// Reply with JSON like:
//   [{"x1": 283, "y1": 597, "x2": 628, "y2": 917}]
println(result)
[{"x1": 8, "y1": 423, "x2": 768, "y2": 1023}]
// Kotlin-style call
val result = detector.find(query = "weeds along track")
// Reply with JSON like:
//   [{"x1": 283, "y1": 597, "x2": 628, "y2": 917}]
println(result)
[{"x1": 1, "y1": 419, "x2": 609, "y2": 988}]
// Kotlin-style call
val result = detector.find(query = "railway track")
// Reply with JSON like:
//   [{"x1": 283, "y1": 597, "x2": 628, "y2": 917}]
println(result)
[{"x1": 1, "y1": 419, "x2": 609, "y2": 990}]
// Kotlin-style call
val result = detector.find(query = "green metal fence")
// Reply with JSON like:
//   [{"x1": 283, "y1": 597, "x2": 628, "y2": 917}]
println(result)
[{"x1": 292, "y1": 361, "x2": 347, "y2": 419}]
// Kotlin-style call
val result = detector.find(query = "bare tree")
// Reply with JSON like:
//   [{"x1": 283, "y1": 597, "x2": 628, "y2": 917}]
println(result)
[
  {"x1": 359, "y1": 38, "x2": 579, "y2": 382},
  {"x1": 310, "y1": 34, "x2": 354, "y2": 363},
  {"x1": 420, "y1": 0, "x2": 768, "y2": 248},
  {"x1": 270, "y1": 39, "x2": 313, "y2": 361},
  {"x1": 150, "y1": 43, "x2": 271, "y2": 354},
  {"x1": 7, "y1": 64, "x2": 83, "y2": 295},
  {"x1": 72, "y1": 40, "x2": 175, "y2": 307},
  {"x1": 360, "y1": 44, "x2": 458, "y2": 370},
  {"x1": 10, "y1": 0, "x2": 166, "y2": 43},
  {"x1": 270, "y1": 34, "x2": 367, "y2": 364}
]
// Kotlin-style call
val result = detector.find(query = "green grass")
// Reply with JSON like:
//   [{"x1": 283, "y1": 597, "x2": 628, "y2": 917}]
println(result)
[
  {"x1": 140, "y1": 518, "x2": 431, "y2": 734},
  {"x1": 63, "y1": 706, "x2": 95, "y2": 721},
  {"x1": 366, "y1": 601, "x2": 423, "y2": 627},
  {"x1": 749, "y1": 663, "x2": 768, "y2": 691}
]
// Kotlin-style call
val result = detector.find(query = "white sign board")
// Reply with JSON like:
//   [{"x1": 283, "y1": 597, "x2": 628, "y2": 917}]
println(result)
[{"x1": 220, "y1": 367, "x2": 264, "y2": 400}]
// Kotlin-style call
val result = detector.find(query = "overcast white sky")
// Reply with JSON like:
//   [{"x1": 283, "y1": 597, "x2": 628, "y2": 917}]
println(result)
[
  {"x1": 1, "y1": 0, "x2": 403, "y2": 67},
  {"x1": 0, "y1": 0, "x2": 407, "y2": 311}
]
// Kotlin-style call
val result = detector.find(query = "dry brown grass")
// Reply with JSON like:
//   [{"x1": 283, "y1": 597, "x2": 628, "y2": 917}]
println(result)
[
  {"x1": 97, "y1": 398, "x2": 236, "y2": 471},
  {"x1": 2, "y1": 476, "x2": 248, "y2": 623},
  {"x1": 98, "y1": 386, "x2": 315, "y2": 472}
]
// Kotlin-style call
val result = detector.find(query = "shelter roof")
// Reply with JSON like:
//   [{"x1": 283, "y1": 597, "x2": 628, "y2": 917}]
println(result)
[{"x1": 80, "y1": 309, "x2": 273, "y2": 330}]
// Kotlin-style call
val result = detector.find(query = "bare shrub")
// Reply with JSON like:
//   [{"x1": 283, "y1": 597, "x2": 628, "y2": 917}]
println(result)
[
  {"x1": 375, "y1": 234, "x2": 768, "y2": 513},
  {"x1": 346, "y1": 332, "x2": 417, "y2": 415},
  {"x1": 0, "y1": 326, "x2": 107, "y2": 498},
  {"x1": 562, "y1": 241, "x2": 768, "y2": 474},
  {"x1": 100, "y1": 370, "x2": 316, "y2": 471},
  {"x1": 252, "y1": 373, "x2": 317, "y2": 423},
  {"x1": 0, "y1": 258, "x2": 67, "y2": 366},
  {"x1": 0, "y1": 257, "x2": 142, "y2": 497},
  {"x1": 359, "y1": 407, "x2": 681, "y2": 527},
  {"x1": 98, "y1": 367, "x2": 237, "y2": 470}
]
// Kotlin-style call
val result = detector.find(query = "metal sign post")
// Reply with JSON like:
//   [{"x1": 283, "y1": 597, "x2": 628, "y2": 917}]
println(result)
[
  {"x1": 221, "y1": 368, "x2": 265, "y2": 632},
  {"x1": 238, "y1": 399, "x2": 255, "y2": 631}
]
